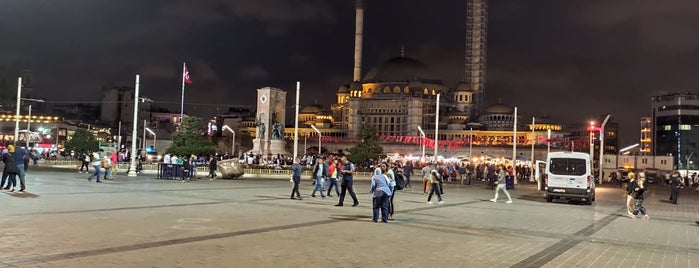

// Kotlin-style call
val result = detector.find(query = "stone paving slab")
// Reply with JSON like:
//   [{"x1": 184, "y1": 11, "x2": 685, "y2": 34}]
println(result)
[{"x1": 1, "y1": 171, "x2": 699, "y2": 267}]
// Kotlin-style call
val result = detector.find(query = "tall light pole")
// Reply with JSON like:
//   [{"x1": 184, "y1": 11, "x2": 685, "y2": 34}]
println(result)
[
  {"x1": 589, "y1": 120, "x2": 595, "y2": 164},
  {"x1": 513, "y1": 107, "x2": 518, "y2": 183},
  {"x1": 469, "y1": 127, "x2": 473, "y2": 163},
  {"x1": 434, "y1": 93, "x2": 440, "y2": 161},
  {"x1": 311, "y1": 125, "x2": 321, "y2": 156},
  {"x1": 127, "y1": 74, "x2": 140, "y2": 177},
  {"x1": 145, "y1": 127, "x2": 156, "y2": 151},
  {"x1": 293, "y1": 81, "x2": 300, "y2": 160},
  {"x1": 142, "y1": 119, "x2": 147, "y2": 149},
  {"x1": 598, "y1": 114, "x2": 611, "y2": 184},
  {"x1": 14, "y1": 77, "x2": 22, "y2": 143},
  {"x1": 223, "y1": 125, "x2": 236, "y2": 156},
  {"x1": 417, "y1": 126, "x2": 426, "y2": 162},
  {"x1": 531, "y1": 117, "x2": 536, "y2": 174},
  {"x1": 687, "y1": 152, "x2": 695, "y2": 179},
  {"x1": 547, "y1": 129, "x2": 551, "y2": 155},
  {"x1": 26, "y1": 104, "x2": 32, "y2": 148}
]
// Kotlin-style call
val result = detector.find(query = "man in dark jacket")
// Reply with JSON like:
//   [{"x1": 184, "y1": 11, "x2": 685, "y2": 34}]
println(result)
[
  {"x1": 1, "y1": 145, "x2": 20, "y2": 192},
  {"x1": 12, "y1": 144, "x2": 28, "y2": 192},
  {"x1": 669, "y1": 171, "x2": 683, "y2": 204},
  {"x1": 208, "y1": 156, "x2": 218, "y2": 178}
]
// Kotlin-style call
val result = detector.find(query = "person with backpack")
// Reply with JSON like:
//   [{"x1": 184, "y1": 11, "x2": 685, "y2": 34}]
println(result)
[
  {"x1": 370, "y1": 165, "x2": 392, "y2": 223},
  {"x1": 427, "y1": 165, "x2": 444, "y2": 204}
]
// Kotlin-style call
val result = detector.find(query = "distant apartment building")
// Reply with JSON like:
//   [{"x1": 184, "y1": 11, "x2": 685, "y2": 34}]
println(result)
[
  {"x1": 651, "y1": 92, "x2": 699, "y2": 170},
  {"x1": 640, "y1": 117, "x2": 652, "y2": 155}
]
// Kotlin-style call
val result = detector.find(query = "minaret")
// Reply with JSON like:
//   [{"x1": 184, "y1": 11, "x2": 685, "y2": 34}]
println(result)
[
  {"x1": 465, "y1": 0, "x2": 488, "y2": 115},
  {"x1": 353, "y1": 0, "x2": 364, "y2": 82}
]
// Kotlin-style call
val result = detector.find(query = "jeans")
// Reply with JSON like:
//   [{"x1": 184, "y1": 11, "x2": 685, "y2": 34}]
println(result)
[
  {"x1": 494, "y1": 184, "x2": 512, "y2": 201},
  {"x1": 16, "y1": 164, "x2": 26, "y2": 189},
  {"x1": 404, "y1": 174, "x2": 411, "y2": 188},
  {"x1": 372, "y1": 193, "x2": 390, "y2": 222},
  {"x1": 88, "y1": 165, "x2": 101, "y2": 181},
  {"x1": 291, "y1": 177, "x2": 301, "y2": 199},
  {"x1": 2, "y1": 172, "x2": 17, "y2": 188},
  {"x1": 428, "y1": 182, "x2": 442, "y2": 202},
  {"x1": 338, "y1": 179, "x2": 359, "y2": 205},
  {"x1": 311, "y1": 177, "x2": 325, "y2": 197},
  {"x1": 389, "y1": 191, "x2": 396, "y2": 215},
  {"x1": 103, "y1": 168, "x2": 111, "y2": 180},
  {"x1": 326, "y1": 178, "x2": 340, "y2": 196},
  {"x1": 670, "y1": 188, "x2": 679, "y2": 204}
]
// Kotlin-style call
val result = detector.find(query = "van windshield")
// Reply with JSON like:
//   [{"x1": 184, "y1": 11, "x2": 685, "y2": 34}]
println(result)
[{"x1": 549, "y1": 158, "x2": 586, "y2": 176}]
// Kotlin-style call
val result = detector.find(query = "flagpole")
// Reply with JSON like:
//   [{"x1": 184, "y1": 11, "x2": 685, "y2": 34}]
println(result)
[{"x1": 180, "y1": 62, "x2": 186, "y2": 122}]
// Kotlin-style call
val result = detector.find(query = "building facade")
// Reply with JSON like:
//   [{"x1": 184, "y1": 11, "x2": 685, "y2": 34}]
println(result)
[
  {"x1": 651, "y1": 92, "x2": 699, "y2": 170},
  {"x1": 640, "y1": 117, "x2": 652, "y2": 155}
]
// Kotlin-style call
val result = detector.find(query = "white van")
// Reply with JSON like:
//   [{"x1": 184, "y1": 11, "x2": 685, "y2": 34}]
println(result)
[{"x1": 545, "y1": 152, "x2": 595, "y2": 205}]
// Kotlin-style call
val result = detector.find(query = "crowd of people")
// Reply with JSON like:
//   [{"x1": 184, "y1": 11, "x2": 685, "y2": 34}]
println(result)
[{"x1": 1, "y1": 144, "x2": 29, "y2": 192}]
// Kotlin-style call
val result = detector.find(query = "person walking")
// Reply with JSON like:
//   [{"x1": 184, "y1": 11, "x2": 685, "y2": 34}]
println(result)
[
  {"x1": 427, "y1": 166, "x2": 444, "y2": 204},
  {"x1": 79, "y1": 152, "x2": 90, "y2": 173},
  {"x1": 1, "y1": 145, "x2": 20, "y2": 192},
  {"x1": 490, "y1": 165, "x2": 513, "y2": 203},
  {"x1": 669, "y1": 171, "x2": 682, "y2": 204},
  {"x1": 87, "y1": 152, "x2": 102, "y2": 183},
  {"x1": 387, "y1": 163, "x2": 399, "y2": 220},
  {"x1": 625, "y1": 172, "x2": 637, "y2": 216},
  {"x1": 13, "y1": 144, "x2": 28, "y2": 192},
  {"x1": 102, "y1": 156, "x2": 112, "y2": 180},
  {"x1": 629, "y1": 175, "x2": 650, "y2": 219},
  {"x1": 421, "y1": 164, "x2": 432, "y2": 195},
  {"x1": 336, "y1": 156, "x2": 359, "y2": 207},
  {"x1": 403, "y1": 161, "x2": 413, "y2": 189},
  {"x1": 326, "y1": 158, "x2": 340, "y2": 197},
  {"x1": 290, "y1": 158, "x2": 303, "y2": 200},
  {"x1": 370, "y1": 166, "x2": 392, "y2": 223},
  {"x1": 310, "y1": 158, "x2": 327, "y2": 198},
  {"x1": 208, "y1": 156, "x2": 218, "y2": 178}
]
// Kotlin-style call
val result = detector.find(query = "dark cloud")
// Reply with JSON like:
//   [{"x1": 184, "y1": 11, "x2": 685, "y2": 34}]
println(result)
[{"x1": 2, "y1": 0, "x2": 699, "y2": 145}]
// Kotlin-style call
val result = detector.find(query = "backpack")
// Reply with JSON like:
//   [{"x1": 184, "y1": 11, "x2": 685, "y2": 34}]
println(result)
[{"x1": 394, "y1": 174, "x2": 405, "y2": 190}]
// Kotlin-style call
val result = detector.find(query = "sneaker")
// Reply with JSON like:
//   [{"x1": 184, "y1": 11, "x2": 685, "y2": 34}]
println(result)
[
  {"x1": 352, "y1": 203, "x2": 359, "y2": 207},
  {"x1": 642, "y1": 215, "x2": 650, "y2": 220},
  {"x1": 489, "y1": 199, "x2": 496, "y2": 203},
  {"x1": 9, "y1": 188, "x2": 14, "y2": 192},
  {"x1": 438, "y1": 201, "x2": 444, "y2": 205},
  {"x1": 2, "y1": 187, "x2": 9, "y2": 190},
  {"x1": 628, "y1": 214, "x2": 636, "y2": 219},
  {"x1": 427, "y1": 201, "x2": 433, "y2": 204},
  {"x1": 19, "y1": 188, "x2": 25, "y2": 192},
  {"x1": 506, "y1": 200, "x2": 513, "y2": 204},
  {"x1": 334, "y1": 204, "x2": 343, "y2": 207}
]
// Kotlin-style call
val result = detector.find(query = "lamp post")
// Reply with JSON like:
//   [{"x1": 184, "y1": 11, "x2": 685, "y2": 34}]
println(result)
[
  {"x1": 513, "y1": 107, "x2": 518, "y2": 183},
  {"x1": 127, "y1": 74, "x2": 140, "y2": 177},
  {"x1": 26, "y1": 104, "x2": 32, "y2": 148},
  {"x1": 589, "y1": 121, "x2": 595, "y2": 169},
  {"x1": 469, "y1": 127, "x2": 473, "y2": 163},
  {"x1": 16, "y1": 98, "x2": 45, "y2": 147},
  {"x1": 687, "y1": 152, "x2": 695, "y2": 180},
  {"x1": 223, "y1": 125, "x2": 236, "y2": 156},
  {"x1": 293, "y1": 81, "x2": 300, "y2": 160},
  {"x1": 142, "y1": 119, "x2": 147, "y2": 149},
  {"x1": 547, "y1": 129, "x2": 551, "y2": 155},
  {"x1": 311, "y1": 125, "x2": 321, "y2": 156},
  {"x1": 434, "y1": 93, "x2": 440, "y2": 161},
  {"x1": 14, "y1": 77, "x2": 22, "y2": 143},
  {"x1": 417, "y1": 126, "x2": 426, "y2": 162},
  {"x1": 598, "y1": 114, "x2": 611, "y2": 184},
  {"x1": 145, "y1": 127, "x2": 156, "y2": 151}
]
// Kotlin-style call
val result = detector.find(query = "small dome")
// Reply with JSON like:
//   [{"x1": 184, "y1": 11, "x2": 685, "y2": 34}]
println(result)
[
  {"x1": 447, "y1": 109, "x2": 467, "y2": 117},
  {"x1": 454, "y1": 81, "x2": 470, "y2": 92},
  {"x1": 349, "y1": 81, "x2": 362, "y2": 91},
  {"x1": 300, "y1": 104, "x2": 327, "y2": 114},
  {"x1": 337, "y1": 85, "x2": 349, "y2": 93},
  {"x1": 485, "y1": 103, "x2": 514, "y2": 114},
  {"x1": 449, "y1": 118, "x2": 468, "y2": 125}
]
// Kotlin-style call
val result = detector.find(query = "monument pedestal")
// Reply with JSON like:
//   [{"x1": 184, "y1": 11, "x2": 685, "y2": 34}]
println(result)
[{"x1": 250, "y1": 139, "x2": 289, "y2": 158}]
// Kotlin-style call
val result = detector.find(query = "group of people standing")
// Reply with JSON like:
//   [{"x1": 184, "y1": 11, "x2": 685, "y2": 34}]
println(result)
[{"x1": 1, "y1": 144, "x2": 29, "y2": 192}]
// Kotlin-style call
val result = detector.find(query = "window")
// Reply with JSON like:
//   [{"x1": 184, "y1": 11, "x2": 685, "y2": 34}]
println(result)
[
  {"x1": 384, "y1": 87, "x2": 390, "y2": 93},
  {"x1": 394, "y1": 86, "x2": 401, "y2": 93},
  {"x1": 664, "y1": 125, "x2": 672, "y2": 131},
  {"x1": 424, "y1": 88, "x2": 428, "y2": 95},
  {"x1": 404, "y1": 87, "x2": 409, "y2": 94},
  {"x1": 548, "y1": 158, "x2": 586, "y2": 176},
  {"x1": 679, "y1": 124, "x2": 692, "y2": 130}
]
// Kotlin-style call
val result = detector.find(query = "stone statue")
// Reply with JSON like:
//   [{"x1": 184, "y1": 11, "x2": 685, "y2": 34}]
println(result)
[
  {"x1": 271, "y1": 122, "x2": 285, "y2": 140},
  {"x1": 256, "y1": 113, "x2": 266, "y2": 139}
]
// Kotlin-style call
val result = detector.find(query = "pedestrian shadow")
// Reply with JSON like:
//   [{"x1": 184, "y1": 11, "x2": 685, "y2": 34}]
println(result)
[
  {"x1": 328, "y1": 214, "x2": 370, "y2": 221},
  {"x1": 5, "y1": 192, "x2": 39, "y2": 198},
  {"x1": 658, "y1": 199, "x2": 674, "y2": 204},
  {"x1": 518, "y1": 194, "x2": 545, "y2": 202}
]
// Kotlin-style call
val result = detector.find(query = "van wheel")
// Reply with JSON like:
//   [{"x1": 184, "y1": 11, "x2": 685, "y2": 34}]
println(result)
[{"x1": 546, "y1": 195, "x2": 553, "y2": 202}]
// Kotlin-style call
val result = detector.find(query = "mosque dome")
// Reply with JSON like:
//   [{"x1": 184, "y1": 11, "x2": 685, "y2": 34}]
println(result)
[
  {"x1": 485, "y1": 103, "x2": 514, "y2": 114},
  {"x1": 300, "y1": 104, "x2": 327, "y2": 114},
  {"x1": 363, "y1": 57, "x2": 438, "y2": 82},
  {"x1": 454, "y1": 81, "x2": 471, "y2": 92},
  {"x1": 337, "y1": 85, "x2": 349, "y2": 93}
]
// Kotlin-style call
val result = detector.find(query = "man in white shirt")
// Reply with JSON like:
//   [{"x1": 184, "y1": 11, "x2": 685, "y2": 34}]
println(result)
[
  {"x1": 421, "y1": 164, "x2": 432, "y2": 195},
  {"x1": 163, "y1": 153, "x2": 171, "y2": 164}
]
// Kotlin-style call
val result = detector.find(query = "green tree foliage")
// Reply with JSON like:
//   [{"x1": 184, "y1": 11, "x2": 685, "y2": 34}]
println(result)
[
  {"x1": 166, "y1": 116, "x2": 216, "y2": 157},
  {"x1": 347, "y1": 124, "x2": 385, "y2": 166},
  {"x1": 64, "y1": 128, "x2": 99, "y2": 153}
]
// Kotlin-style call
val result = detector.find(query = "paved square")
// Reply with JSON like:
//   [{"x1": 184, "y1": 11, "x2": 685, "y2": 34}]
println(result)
[{"x1": 1, "y1": 169, "x2": 698, "y2": 267}]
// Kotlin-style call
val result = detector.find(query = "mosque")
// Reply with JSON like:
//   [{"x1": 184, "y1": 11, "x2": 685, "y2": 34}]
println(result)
[{"x1": 231, "y1": 0, "x2": 564, "y2": 158}]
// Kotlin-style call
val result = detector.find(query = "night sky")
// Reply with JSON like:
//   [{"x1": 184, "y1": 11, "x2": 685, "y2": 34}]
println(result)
[{"x1": 2, "y1": 0, "x2": 699, "y2": 145}]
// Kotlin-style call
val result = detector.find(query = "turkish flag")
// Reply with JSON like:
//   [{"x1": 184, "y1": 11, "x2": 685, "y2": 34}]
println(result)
[{"x1": 184, "y1": 64, "x2": 192, "y2": 85}]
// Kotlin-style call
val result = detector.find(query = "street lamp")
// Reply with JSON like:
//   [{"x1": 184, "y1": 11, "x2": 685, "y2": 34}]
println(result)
[
  {"x1": 222, "y1": 125, "x2": 236, "y2": 156},
  {"x1": 127, "y1": 74, "x2": 141, "y2": 177},
  {"x1": 14, "y1": 96, "x2": 45, "y2": 146},
  {"x1": 598, "y1": 114, "x2": 611, "y2": 184},
  {"x1": 589, "y1": 121, "x2": 595, "y2": 159},
  {"x1": 417, "y1": 126, "x2": 426, "y2": 162},
  {"x1": 145, "y1": 127, "x2": 156, "y2": 151},
  {"x1": 310, "y1": 125, "x2": 321, "y2": 156}
]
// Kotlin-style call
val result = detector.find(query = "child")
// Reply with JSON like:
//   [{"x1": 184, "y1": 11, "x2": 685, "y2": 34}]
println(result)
[{"x1": 630, "y1": 175, "x2": 649, "y2": 220}]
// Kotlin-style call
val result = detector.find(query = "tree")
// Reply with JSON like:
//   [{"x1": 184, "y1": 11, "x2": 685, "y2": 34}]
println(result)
[
  {"x1": 166, "y1": 116, "x2": 216, "y2": 157},
  {"x1": 64, "y1": 128, "x2": 99, "y2": 153},
  {"x1": 347, "y1": 124, "x2": 385, "y2": 167}
]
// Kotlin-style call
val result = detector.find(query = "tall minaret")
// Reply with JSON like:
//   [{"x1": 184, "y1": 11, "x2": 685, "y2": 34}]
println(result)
[
  {"x1": 352, "y1": 0, "x2": 364, "y2": 82},
  {"x1": 465, "y1": 0, "x2": 488, "y2": 115}
]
